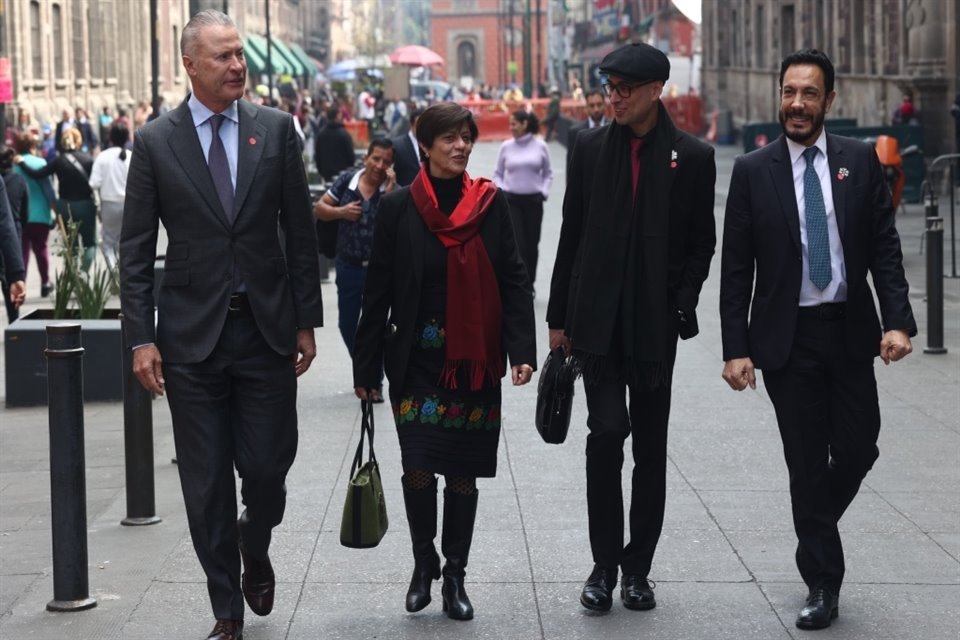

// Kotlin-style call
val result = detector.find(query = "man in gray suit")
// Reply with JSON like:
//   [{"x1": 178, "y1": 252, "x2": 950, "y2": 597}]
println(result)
[{"x1": 120, "y1": 11, "x2": 323, "y2": 640}]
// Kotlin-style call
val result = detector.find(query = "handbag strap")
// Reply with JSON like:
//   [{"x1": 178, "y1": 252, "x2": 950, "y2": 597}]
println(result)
[{"x1": 350, "y1": 397, "x2": 377, "y2": 474}]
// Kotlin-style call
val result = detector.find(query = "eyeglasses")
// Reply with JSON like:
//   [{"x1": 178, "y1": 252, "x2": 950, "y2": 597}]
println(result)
[{"x1": 602, "y1": 79, "x2": 656, "y2": 98}]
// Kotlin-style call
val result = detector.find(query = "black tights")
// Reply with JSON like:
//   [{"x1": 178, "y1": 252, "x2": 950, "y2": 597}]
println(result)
[{"x1": 403, "y1": 470, "x2": 476, "y2": 495}]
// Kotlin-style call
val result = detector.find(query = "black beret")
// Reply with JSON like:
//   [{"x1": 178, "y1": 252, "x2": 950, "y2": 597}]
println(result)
[{"x1": 599, "y1": 43, "x2": 670, "y2": 83}]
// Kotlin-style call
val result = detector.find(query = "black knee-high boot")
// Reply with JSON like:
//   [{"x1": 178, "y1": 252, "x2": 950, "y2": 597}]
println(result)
[
  {"x1": 403, "y1": 478, "x2": 441, "y2": 612},
  {"x1": 440, "y1": 487, "x2": 478, "y2": 620}
]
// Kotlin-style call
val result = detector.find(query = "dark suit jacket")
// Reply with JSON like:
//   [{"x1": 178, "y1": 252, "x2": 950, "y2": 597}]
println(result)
[
  {"x1": 720, "y1": 133, "x2": 917, "y2": 370},
  {"x1": 390, "y1": 132, "x2": 421, "y2": 187},
  {"x1": 120, "y1": 99, "x2": 323, "y2": 363},
  {"x1": 566, "y1": 117, "x2": 611, "y2": 170},
  {"x1": 314, "y1": 121, "x2": 356, "y2": 182},
  {"x1": 547, "y1": 122, "x2": 716, "y2": 340},
  {"x1": 353, "y1": 187, "x2": 537, "y2": 392}
]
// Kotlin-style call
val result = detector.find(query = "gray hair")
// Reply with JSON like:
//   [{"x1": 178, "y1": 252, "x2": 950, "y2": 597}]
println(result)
[{"x1": 180, "y1": 10, "x2": 236, "y2": 57}]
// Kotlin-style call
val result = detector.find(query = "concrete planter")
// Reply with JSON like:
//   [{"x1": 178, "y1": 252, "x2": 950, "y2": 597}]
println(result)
[{"x1": 4, "y1": 308, "x2": 123, "y2": 407}]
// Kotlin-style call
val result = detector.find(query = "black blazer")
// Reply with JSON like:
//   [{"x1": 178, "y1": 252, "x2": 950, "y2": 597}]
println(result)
[
  {"x1": 720, "y1": 134, "x2": 917, "y2": 370},
  {"x1": 353, "y1": 187, "x2": 537, "y2": 393},
  {"x1": 120, "y1": 99, "x2": 324, "y2": 363},
  {"x1": 390, "y1": 133, "x2": 421, "y2": 187},
  {"x1": 547, "y1": 122, "x2": 716, "y2": 340}
]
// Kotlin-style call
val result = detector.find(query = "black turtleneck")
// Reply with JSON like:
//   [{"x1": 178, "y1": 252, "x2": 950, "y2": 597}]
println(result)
[{"x1": 428, "y1": 173, "x2": 462, "y2": 215}]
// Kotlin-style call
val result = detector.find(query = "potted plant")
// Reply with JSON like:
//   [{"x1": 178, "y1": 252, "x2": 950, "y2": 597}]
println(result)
[{"x1": 4, "y1": 218, "x2": 123, "y2": 406}]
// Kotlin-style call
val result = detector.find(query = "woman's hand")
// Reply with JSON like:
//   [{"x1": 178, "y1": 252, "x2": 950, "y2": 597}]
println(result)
[
  {"x1": 355, "y1": 387, "x2": 371, "y2": 400},
  {"x1": 511, "y1": 364, "x2": 534, "y2": 385}
]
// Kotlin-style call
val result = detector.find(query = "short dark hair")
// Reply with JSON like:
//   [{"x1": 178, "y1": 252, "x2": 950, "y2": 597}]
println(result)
[
  {"x1": 0, "y1": 145, "x2": 14, "y2": 172},
  {"x1": 367, "y1": 137, "x2": 394, "y2": 155},
  {"x1": 415, "y1": 103, "x2": 478, "y2": 162},
  {"x1": 409, "y1": 108, "x2": 424, "y2": 127},
  {"x1": 511, "y1": 109, "x2": 540, "y2": 135},
  {"x1": 325, "y1": 106, "x2": 340, "y2": 121},
  {"x1": 584, "y1": 88, "x2": 604, "y2": 101},
  {"x1": 779, "y1": 48, "x2": 835, "y2": 95}
]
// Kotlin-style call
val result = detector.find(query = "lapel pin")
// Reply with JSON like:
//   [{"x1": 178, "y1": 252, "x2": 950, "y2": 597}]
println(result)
[
  {"x1": 249, "y1": 137, "x2": 257, "y2": 145},
  {"x1": 837, "y1": 167, "x2": 849, "y2": 181},
  {"x1": 670, "y1": 149, "x2": 678, "y2": 169}
]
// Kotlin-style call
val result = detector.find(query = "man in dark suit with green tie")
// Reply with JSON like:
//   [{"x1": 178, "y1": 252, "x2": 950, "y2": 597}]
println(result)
[
  {"x1": 120, "y1": 10, "x2": 323, "y2": 640},
  {"x1": 720, "y1": 49, "x2": 916, "y2": 630}
]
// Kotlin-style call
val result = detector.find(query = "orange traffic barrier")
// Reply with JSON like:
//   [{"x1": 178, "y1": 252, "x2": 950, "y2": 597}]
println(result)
[{"x1": 343, "y1": 120, "x2": 369, "y2": 149}]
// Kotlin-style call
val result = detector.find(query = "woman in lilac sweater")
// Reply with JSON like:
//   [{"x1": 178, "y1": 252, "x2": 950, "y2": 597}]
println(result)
[{"x1": 493, "y1": 110, "x2": 553, "y2": 291}]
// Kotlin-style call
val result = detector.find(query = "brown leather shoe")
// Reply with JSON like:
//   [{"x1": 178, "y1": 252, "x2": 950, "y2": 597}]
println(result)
[
  {"x1": 207, "y1": 618, "x2": 243, "y2": 639},
  {"x1": 239, "y1": 543, "x2": 276, "y2": 616}
]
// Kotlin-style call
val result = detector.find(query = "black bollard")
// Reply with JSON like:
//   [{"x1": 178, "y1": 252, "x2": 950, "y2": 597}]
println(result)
[
  {"x1": 119, "y1": 314, "x2": 162, "y2": 526},
  {"x1": 45, "y1": 324, "x2": 97, "y2": 612},
  {"x1": 924, "y1": 216, "x2": 948, "y2": 354}
]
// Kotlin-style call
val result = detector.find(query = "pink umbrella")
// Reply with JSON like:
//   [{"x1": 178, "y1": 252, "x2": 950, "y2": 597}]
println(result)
[{"x1": 389, "y1": 45, "x2": 444, "y2": 67}]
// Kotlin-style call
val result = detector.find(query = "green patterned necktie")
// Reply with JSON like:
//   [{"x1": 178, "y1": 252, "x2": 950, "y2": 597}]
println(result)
[{"x1": 803, "y1": 146, "x2": 831, "y2": 290}]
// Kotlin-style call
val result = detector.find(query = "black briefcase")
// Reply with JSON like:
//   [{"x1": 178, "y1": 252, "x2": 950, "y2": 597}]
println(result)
[{"x1": 535, "y1": 347, "x2": 577, "y2": 444}]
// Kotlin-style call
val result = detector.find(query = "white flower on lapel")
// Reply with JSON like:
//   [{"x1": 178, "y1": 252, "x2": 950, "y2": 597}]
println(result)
[{"x1": 837, "y1": 167, "x2": 849, "y2": 181}]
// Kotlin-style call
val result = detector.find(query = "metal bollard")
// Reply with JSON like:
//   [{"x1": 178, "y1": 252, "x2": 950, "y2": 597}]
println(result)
[
  {"x1": 119, "y1": 314, "x2": 161, "y2": 526},
  {"x1": 45, "y1": 324, "x2": 97, "y2": 612},
  {"x1": 924, "y1": 217, "x2": 948, "y2": 354}
]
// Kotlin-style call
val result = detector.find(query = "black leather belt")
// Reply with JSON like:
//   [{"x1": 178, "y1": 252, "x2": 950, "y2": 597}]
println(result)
[
  {"x1": 227, "y1": 293, "x2": 251, "y2": 314},
  {"x1": 797, "y1": 302, "x2": 846, "y2": 321}
]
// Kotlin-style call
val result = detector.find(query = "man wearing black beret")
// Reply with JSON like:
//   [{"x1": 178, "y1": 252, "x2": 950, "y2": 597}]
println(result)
[{"x1": 547, "y1": 42, "x2": 716, "y2": 613}]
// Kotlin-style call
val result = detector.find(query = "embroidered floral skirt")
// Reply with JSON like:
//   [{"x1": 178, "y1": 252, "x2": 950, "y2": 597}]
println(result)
[{"x1": 392, "y1": 316, "x2": 502, "y2": 478}]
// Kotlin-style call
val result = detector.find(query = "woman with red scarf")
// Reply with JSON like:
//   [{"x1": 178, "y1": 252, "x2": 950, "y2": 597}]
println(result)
[{"x1": 353, "y1": 103, "x2": 536, "y2": 620}]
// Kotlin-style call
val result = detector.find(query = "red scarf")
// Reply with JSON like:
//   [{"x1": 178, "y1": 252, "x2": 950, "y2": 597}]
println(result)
[{"x1": 410, "y1": 166, "x2": 502, "y2": 390}]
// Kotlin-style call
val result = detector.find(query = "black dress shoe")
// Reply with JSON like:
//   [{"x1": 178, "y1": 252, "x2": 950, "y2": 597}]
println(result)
[
  {"x1": 621, "y1": 575, "x2": 656, "y2": 610},
  {"x1": 207, "y1": 618, "x2": 243, "y2": 640},
  {"x1": 796, "y1": 587, "x2": 839, "y2": 630},
  {"x1": 580, "y1": 564, "x2": 617, "y2": 612},
  {"x1": 239, "y1": 543, "x2": 275, "y2": 616}
]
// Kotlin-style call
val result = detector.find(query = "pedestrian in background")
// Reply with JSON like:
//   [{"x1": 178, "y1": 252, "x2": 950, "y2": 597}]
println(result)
[
  {"x1": 13, "y1": 132, "x2": 56, "y2": 297},
  {"x1": 391, "y1": 108, "x2": 423, "y2": 187},
  {"x1": 0, "y1": 171, "x2": 27, "y2": 323},
  {"x1": 314, "y1": 106, "x2": 356, "y2": 183},
  {"x1": 353, "y1": 103, "x2": 536, "y2": 621},
  {"x1": 120, "y1": 10, "x2": 323, "y2": 640},
  {"x1": 547, "y1": 42, "x2": 716, "y2": 614},
  {"x1": 493, "y1": 109, "x2": 553, "y2": 289},
  {"x1": 313, "y1": 137, "x2": 396, "y2": 403},
  {"x1": 17, "y1": 127, "x2": 97, "y2": 272},
  {"x1": 88, "y1": 123, "x2": 132, "y2": 270},
  {"x1": 720, "y1": 49, "x2": 916, "y2": 630}
]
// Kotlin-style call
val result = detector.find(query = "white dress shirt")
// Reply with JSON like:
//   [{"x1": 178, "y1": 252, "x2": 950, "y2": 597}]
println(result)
[
  {"x1": 188, "y1": 94, "x2": 239, "y2": 190},
  {"x1": 786, "y1": 132, "x2": 847, "y2": 306}
]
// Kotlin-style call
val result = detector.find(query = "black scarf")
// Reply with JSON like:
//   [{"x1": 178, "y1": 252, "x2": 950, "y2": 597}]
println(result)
[{"x1": 569, "y1": 102, "x2": 677, "y2": 389}]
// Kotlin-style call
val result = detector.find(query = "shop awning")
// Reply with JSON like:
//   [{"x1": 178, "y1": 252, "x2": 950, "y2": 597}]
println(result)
[
  {"x1": 245, "y1": 34, "x2": 293, "y2": 76},
  {"x1": 288, "y1": 42, "x2": 318, "y2": 76},
  {"x1": 243, "y1": 40, "x2": 268, "y2": 76},
  {"x1": 268, "y1": 35, "x2": 307, "y2": 77}
]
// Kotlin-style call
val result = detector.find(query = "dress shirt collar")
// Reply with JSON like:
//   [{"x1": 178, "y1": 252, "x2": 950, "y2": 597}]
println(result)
[
  {"x1": 188, "y1": 94, "x2": 239, "y2": 127},
  {"x1": 785, "y1": 130, "x2": 827, "y2": 166},
  {"x1": 347, "y1": 168, "x2": 389, "y2": 193}
]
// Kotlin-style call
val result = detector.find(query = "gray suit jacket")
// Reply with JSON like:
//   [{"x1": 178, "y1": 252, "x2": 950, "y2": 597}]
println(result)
[{"x1": 120, "y1": 99, "x2": 323, "y2": 363}]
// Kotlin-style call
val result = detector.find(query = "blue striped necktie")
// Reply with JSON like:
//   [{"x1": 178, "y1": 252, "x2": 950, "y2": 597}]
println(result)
[{"x1": 802, "y1": 146, "x2": 832, "y2": 290}]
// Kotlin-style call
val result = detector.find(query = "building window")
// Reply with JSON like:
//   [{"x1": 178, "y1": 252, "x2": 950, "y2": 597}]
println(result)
[
  {"x1": 89, "y1": 3, "x2": 102, "y2": 80},
  {"x1": 173, "y1": 26, "x2": 181, "y2": 78},
  {"x1": 731, "y1": 9, "x2": 740, "y2": 67},
  {"x1": 30, "y1": 1, "x2": 42, "y2": 78},
  {"x1": 72, "y1": 1, "x2": 85, "y2": 78},
  {"x1": 101, "y1": 0, "x2": 116, "y2": 78},
  {"x1": 851, "y1": 0, "x2": 865, "y2": 74},
  {"x1": 780, "y1": 4, "x2": 795, "y2": 59},
  {"x1": 754, "y1": 4, "x2": 765, "y2": 69},
  {"x1": 52, "y1": 4, "x2": 64, "y2": 79},
  {"x1": 457, "y1": 41, "x2": 476, "y2": 80}
]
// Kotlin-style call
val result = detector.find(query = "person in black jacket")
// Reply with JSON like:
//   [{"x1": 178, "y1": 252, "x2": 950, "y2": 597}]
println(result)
[
  {"x1": 0, "y1": 166, "x2": 27, "y2": 322},
  {"x1": 353, "y1": 103, "x2": 536, "y2": 621},
  {"x1": 314, "y1": 106, "x2": 356, "y2": 182}
]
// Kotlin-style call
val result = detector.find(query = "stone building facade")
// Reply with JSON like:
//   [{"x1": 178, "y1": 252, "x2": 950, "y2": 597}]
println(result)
[{"x1": 701, "y1": 0, "x2": 959, "y2": 156}]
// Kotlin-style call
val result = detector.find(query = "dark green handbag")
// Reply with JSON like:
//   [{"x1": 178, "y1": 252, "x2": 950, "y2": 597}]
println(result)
[{"x1": 340, "y1": 398, "x2": 388, "y2": 548}]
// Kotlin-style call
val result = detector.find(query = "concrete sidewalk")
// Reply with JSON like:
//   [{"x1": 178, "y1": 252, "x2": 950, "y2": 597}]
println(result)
[{"x1": 1, "y1": 141, "x2": 957, "y2": 640}]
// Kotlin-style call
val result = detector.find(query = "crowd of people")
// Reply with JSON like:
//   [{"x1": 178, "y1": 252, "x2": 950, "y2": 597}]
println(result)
[{"x1": 0, "y1": 13, "x2": 926, "y2": 640}]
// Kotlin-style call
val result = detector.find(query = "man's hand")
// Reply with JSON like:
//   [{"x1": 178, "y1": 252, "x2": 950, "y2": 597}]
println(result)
[
  {"x1": 548, "y1": 328, "x2": 571, "y2": 355},
  {"x1": 880, "y1": 329, "x2": 912, "y2": 365},
  {"x1": 293, "y1": 328, "x2": 317, "y2": 376},
  {"x1": 384, "y1": 167, "x2": 397, "y2": 191},
  {"x1": 511, "y1": 364, "x2": 534, "y2": 385},
  {"x1": 8, "y1": 281, "x2": 25, "y2": 307},
  {"x1": 722, "y1": 357, "x2": 756, "y2": 391},
  {"x1": 132, "y1": 344, "x2": 165, "y2": 395}
]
